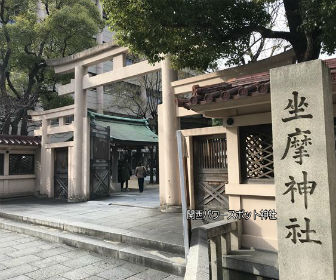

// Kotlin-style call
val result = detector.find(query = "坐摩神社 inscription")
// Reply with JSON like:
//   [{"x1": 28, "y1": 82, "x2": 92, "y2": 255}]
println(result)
[{"x1": 271, "y1": 60, "x2": 336, "y2": 280}]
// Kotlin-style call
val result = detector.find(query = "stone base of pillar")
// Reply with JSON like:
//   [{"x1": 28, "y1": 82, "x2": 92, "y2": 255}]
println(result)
[
  {"x1": 34, "y1": 191, "x2": 48, "y2": 199},
  {"x1": 67, "y1": 196, "x2": 88, "y2": 203},
  {"x1": 160, "y1": 204, "x2": 182, "y2": 213},
  {"x1": 110, "y1": 182, "x2": 120, "y2": 193}
]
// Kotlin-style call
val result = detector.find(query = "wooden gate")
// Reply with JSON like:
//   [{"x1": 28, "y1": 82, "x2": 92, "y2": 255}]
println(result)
[
  {"x1": 90, "y1": 122, "x2": 110, "y2": 199},
  {"x1": 54, "y1": 148, "x2": 68, "y2": 199},
  {"x1": 193, "y1": 135, "x2": 228, "y2": 220}
]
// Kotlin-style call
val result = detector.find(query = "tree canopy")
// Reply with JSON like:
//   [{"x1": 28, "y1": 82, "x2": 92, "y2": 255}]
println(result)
[
  {"x1": 0, "y1": 0, "x2": 103, "y2": 134},
  {"x1": 103, "y1": 0, "x2": 336, "y2": 70}
]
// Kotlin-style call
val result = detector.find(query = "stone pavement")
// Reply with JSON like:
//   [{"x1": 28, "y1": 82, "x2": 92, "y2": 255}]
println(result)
[
  {"x1": 0, "y1": 186, "x2": 183, "y2": 247},
  {"x1": 0, "y1": 228, "x2": 183, "y2": 280},
  {"x1": 106, "y1": 182, "x2": 161, "y2": 208}
]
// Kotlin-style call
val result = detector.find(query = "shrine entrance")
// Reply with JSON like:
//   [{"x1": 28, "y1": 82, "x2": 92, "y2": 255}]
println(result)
[
  {"x1": 193, "y1": 134, "x2": 228, "y2": 221},
  {"x1": 88, "y1": 111, "x2": 158, "y2": 196},
  {"x1": 54, "y1": 148, "x2": 69, "y2": 200}
]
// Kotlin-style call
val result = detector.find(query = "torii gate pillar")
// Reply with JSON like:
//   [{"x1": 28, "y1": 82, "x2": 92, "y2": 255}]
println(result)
[
  {"x1": 70, "y1": 65, "x2": 88, "y2": 201},
  {"x1": 160, "y1": 56, "x2": 181, "y2": 212}
]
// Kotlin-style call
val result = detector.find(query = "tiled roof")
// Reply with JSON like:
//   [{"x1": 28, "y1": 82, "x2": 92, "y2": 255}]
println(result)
[
  {"x1": 88, "y1": 111, "x2": 158, "y2": 144},
  {"x1": 178, "y1": 58, "x2": 336, "y2": 110},
  {"x1": 0, "y1": 135, "x2": 41, "y2": 146}
]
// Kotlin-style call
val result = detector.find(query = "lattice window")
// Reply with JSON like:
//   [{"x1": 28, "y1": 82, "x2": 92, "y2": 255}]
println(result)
[
  {"x1": 194, "y1": 135, "x2": 227, "y2": 169},
  {"x1": 9, "y1": 154, "x2": 34, "y2": 175},
  {"x1": 240, "y1": 124, "x2": 274, "y2": 182},
  {"x1": 0, "y1": 154, "x2": 3, "y2": 176}
]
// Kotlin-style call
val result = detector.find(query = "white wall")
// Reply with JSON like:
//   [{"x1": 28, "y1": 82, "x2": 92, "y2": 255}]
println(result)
[{"x1": 0, "y1": 147, "x2": 39, "y2": 198}]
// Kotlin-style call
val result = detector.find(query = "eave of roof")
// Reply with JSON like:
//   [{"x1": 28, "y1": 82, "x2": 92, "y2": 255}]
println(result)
[
  {"x1": 89, "y1": 111, "x2": 158, "y2": 144},
  {"x1": 88, "y1": 111, "x2": 149, "y2": 125},
  {"x1": 0, "y1": 135, "x2": 41, "y2": 146},
  {"x1": 178, "y1": 58, "x2": 336, "y2": 112}
]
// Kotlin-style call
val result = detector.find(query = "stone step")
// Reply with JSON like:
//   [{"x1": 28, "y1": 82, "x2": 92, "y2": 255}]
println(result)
[
  {"x1": 0, "y1": 211, "x2": 184, "y2": 256},
  {"x1": 0, "y1": 217, "x2": 186, "y2": 277}
]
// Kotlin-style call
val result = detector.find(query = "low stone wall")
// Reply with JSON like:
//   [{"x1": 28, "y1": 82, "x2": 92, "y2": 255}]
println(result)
[{"x1": 0, "y1": 177, "x2": 36, "y2": 198}]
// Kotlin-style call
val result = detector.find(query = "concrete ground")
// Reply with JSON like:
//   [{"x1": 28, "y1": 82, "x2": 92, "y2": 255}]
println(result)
[
  {"x1": 109, "y1": 179, "x2": 161, "y2": 208},
  {"x1": 0, "y1": 228, "x2": 183, "y2": 280},
  {"x1": 125, "y1": 176, "x2": 157, "y2": 192},
  {"x1": 0, "y1": 184, "x2": 184, "y2": 248}
]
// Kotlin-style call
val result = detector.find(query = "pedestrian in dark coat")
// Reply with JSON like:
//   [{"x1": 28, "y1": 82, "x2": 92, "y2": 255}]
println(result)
[{"x1": 120, "y1": 161, "x2": 130, "y2": 191}]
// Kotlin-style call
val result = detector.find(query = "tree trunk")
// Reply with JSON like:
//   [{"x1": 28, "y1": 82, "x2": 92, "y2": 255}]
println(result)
[
  {"x1": 10, "y1": 109, "x2": 26, "y2": 136},
  {"x1": 283, "y1": 0, "x2": 321, "y2": 62},
  {"x1": 11, "y1": 120, "x2": 18, "y2": 135},
  {"x1": 21, "y1": 113, "x2": 28, "y2": 136},
  {"x1": 291, "y1": 33, "x2": 321, "y2": 63},
  {"x1": 134, "y1": 148, "x2": 142, "y2": 170},
  {"x1": 149, "y1": 146, "x2": 154, "y2": 184},
  {"x1": 2, "y1": 116, "x2": 11, "y2": 135},
  {"x1": 152, "y1": 117, "x2": 159, "y2": 184},
  {"x1": 155, "y1": 144, "x2": 159, "y2": 184}
]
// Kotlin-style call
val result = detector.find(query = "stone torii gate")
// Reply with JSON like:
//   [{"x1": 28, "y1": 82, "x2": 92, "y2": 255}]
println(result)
[{"x1": 47, "y1": 42, "x2": 181, "y2": 211}]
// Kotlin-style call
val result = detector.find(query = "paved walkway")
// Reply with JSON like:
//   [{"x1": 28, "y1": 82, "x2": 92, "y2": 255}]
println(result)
[
  {"x1": 105, "y1": 182, "x2": 161, "y2": 208},
  {"x1": 0, "y1": 228, "x2": 183, "y2": 280},
  {"x1": 0, "y1": 186, "x2": 184, "y2": 247}
]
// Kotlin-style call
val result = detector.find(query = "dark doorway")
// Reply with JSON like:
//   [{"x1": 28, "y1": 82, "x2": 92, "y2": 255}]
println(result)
[
  {"x1": 54, "y1": 148, "x2": 68, "y2": 199},
  {"x1": 193, "y1": 135, "x2": 229, "y2": 222}
]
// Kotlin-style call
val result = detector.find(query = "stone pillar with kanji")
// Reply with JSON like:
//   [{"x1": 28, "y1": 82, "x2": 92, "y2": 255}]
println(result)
[{"x1": 271, "y1": 59, "x2": 336, "y2": 280}]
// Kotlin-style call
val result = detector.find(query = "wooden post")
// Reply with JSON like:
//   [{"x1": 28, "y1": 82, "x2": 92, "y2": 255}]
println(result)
[
  {"x1": 209, "y1": 236, "x2": 223, "y2": 280},
  {"x1": 221, "y1": 232, "x2": 231, "y2": 255},
  {"x1": 149, "y1": 145, "x2": 154, "y2": 184},
  {"x1": 155, "y1": 144, "x2": 159, "y2": 184},
  {"x1": 226, "y1": 126, "x2": 242, "y2": 250},
  {"x1": 186, "y1": 136, "x2": 195, "y2": 210},
  {"x1": 177, "y1": 130, "x2": 190, "y2": 259}
]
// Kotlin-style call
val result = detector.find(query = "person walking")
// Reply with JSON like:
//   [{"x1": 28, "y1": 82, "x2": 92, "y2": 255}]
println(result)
[
  {"x1": 120, "y1": 160, "x2": 130, "y2": 192},
  {"x1": 135, "y1": 162, "x2": 146, "y2": 193}
]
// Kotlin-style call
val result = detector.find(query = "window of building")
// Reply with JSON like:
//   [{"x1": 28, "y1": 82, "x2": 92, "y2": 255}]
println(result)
[
  {"x1": 240, "y1": 124, "x2": 274, "y2": 183},
  {"x1": 64, "y1": 115, "x2": 74, "y2": 125},
  {"x1": 9, "y1": 154, "x2": 34, "y2": 175},
  {"x1": 49, "y1": 118, "x2": 59, "y2": 127},
  {"x1": 0, "y1": 154, "x2": 4, "y2": 176}
]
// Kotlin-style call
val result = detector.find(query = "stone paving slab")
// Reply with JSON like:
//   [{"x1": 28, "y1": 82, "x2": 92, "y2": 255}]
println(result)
[
  {"x1": 0, "y1": 187, "x2": 183, "y2": 247},
  {"x1": 0, "y1": 229, "x2": 183, "y2": 280}
]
